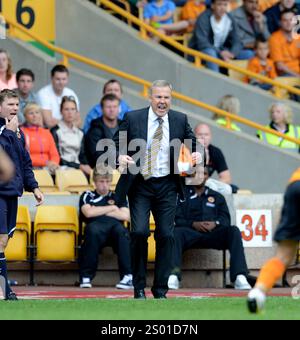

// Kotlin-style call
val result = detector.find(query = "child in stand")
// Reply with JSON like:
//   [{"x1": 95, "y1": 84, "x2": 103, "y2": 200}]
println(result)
[{"x1": 245, "y1": 39, "x2": 277, "y2": 91}]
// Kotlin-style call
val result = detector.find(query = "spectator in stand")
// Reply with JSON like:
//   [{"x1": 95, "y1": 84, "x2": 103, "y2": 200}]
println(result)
[
  {"x1": 79, "y1": 164, "x2": 133, "y2": 290},
  {"x1": 21, "y1": 103, "x2": 60, "y2": 175},
  {"x1": 180, "y1": 0, "x2": 207, "y2": 32},
  {"x1": 194, "y1": 123, "x2": 238, "y2": 193},
  {"x1": 83, "y1": 79, "x2": 131, "y2": 134},
  {"x1": 245, "y1": 39, "x2": 277, "y2": 90},
  {"x1": 143, "y1": 0, "x2": 176, "y2": 26},
  {"x1": 85, "y1": 94, "x2": 121, "y2": 168},
  {"x1": 269, "y1": 10, "x2": 300, "y2": 77},
  {"x1": 188, "y1": 0, "x2": 242, "y2": 72},
  {"x1": 51, "y1": 96, "x2": 91, "y2": 176},
  {"x1": 264, "y1": 0, "x2": 300, "y2": 33},
  {"x1": 143, "y1": 0, "x2": 206, "y2": 37},
  {"x1": 213, "y1": 95, "x2": 242, "y2": 131},
  {"x1": 15, "y1": 69, "x2": 38, "y2": 124},
  {"x1": 37, "y1": 64, "x2": 81, "y2": 129},
  {"x1": 232, "y1": 0, "x2": 270, "y2": 60},
  {"x1": 257, "y1": 102, "x2": 300, "y2": 152},
  {"x1": 0, "y1": 49, "x2": 17, "y2": 91}
]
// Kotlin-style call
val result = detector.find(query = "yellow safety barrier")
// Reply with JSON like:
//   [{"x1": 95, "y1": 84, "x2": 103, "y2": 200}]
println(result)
[{"x1": 4, "y1": 16, "x2": 300, "y2": 146}]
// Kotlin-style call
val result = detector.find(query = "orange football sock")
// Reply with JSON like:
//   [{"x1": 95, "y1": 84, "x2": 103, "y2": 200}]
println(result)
[{"x1": 256, "y1": 257, "x2": 286, "y2": 292}]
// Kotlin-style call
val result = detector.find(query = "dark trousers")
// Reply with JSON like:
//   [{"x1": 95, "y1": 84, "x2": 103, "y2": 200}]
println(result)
[
  {"x1": 79, "y1": 220, "x2": 131, "y2": 280},
  {"x1": 173, "y1": 225, "x2": 248, "y2": 283},
  {"x1": 128, "y1": 175, "x2": 177, "y2": 296}
]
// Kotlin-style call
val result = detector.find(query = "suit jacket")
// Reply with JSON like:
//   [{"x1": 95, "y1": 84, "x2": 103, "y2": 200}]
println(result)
[
  {"x1": 113, "y1": 107, "x2": 197, "y2": 204},
  {"x1": 232, "y1": 6, "x2": 270, "y2": 48}
]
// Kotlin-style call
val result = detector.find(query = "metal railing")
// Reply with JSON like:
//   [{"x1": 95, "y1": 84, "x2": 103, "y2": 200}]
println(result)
[
  {"x1": 4, "y1": 16, "x2": 300, "y2": 146},
  {"x1": 99, "y1": 0, "x2": 300, "y2": 98}
]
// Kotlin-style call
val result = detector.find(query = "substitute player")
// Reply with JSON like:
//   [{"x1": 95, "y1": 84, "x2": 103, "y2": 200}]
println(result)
[
  {"x1": 247, "y1": 168, "x2": 300, "y2": 313},
  {"x1": 0, "y1": 89, "x2": 44, "y2": 300}
]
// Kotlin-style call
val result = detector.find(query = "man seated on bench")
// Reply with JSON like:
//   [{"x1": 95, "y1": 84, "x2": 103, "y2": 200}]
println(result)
[
  {"x1": 168, "y1": 166, "x2": 251, "y2": 290},
  {"x1": 79, "y1": 164, "x2": 133, "y2": 290}
]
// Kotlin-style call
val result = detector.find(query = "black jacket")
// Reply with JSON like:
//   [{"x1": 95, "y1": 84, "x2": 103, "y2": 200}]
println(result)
[
  {"x1": 0, "y1": 118, "x2": 38, "y2": 196},
  {"x1": 175, "y1": 186, "x2": 231, "y2": 228},
  {"x1": 85, "y1": 117, "x2": 121, "y2": 168},
  {"x1": 113, "y1": 108, "x2": 198, "y2": 204}
]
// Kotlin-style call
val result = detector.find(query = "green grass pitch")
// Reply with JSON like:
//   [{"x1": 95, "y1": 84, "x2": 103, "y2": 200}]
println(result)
[{"x1": 0, "y1": 297, "x2": 299, "y2": 320}]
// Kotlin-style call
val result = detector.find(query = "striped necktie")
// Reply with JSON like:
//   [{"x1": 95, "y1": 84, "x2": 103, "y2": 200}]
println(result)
[{"x1": 142, "y1": 117, "x2": 164, "y2": 180}]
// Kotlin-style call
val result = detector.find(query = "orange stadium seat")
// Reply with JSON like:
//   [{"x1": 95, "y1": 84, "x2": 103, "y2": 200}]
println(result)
[
  {"x1": 6, "y1": 206, "x2": 31, "y2": 261},
  {"x1": 34, "y1": 206, "x2": 79, "y2": 262}
]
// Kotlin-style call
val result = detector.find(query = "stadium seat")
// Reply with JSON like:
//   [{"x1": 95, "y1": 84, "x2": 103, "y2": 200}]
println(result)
[
  {"x1": 55, "y1": 169, "x2": 91, "y2": 193},
  {"x1": 273, "y1": 77, "x2": 300, "y2": 99},
  {"x1": 44, "y1": 191, "x2": 71, "y2": 195},
  {"x1": 6, "y1": 206, "x2": 31, "y2": 261},
  {"x1": 237, "y1": 189, "x2": 253, "y2": 195},
  {"x1": 33, "y1": 169, "x2": 57, "y2": 192},
  {"x1": 34, "y1": 206, "x2": 79, "y2": 261},
  {"x1": 228, "y1": 60, "x2": 248, "y2": 82}
]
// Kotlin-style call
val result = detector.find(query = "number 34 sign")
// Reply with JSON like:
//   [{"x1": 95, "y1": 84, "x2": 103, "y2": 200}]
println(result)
[{"x1": 236, "y1": 210, "x2": 273, "y2": 248}]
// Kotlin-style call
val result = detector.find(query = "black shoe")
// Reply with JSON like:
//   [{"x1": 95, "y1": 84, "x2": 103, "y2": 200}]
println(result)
[
  {"x1": 134, "y1": 289, "x2": 146, "y2": 299},
  {"x1": 5, "y1": 292, "x2": 18, "y2": 301},
  {"x1": 153, "y1": 294, "x2": 167, "y2": 299},
  {"x1": 151, "y1": 288, "x2": 167, "y2": 299}
]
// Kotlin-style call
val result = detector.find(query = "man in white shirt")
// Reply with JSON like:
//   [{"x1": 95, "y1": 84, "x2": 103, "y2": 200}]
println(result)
[
  {"x1": 188, "y1": 0, "x2": 242, "y2": 72},
  {"x1": 37, "y1": 65, "x2": 81, "y2": 128}
]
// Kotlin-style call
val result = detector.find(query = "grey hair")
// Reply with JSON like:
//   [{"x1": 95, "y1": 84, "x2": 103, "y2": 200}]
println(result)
[{"x1": 149, "y1": 80, "x2": 173, "y2": 96}]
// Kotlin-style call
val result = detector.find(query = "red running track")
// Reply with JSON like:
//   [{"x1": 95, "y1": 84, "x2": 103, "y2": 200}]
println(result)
[{"x1": 0, "y1": 287, "x2": 292, "y2": 300}]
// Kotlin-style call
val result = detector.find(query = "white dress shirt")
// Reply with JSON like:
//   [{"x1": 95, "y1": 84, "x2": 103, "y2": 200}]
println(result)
[{"x1": 146, "y1": 107, "x2": 170, "y2": 178}]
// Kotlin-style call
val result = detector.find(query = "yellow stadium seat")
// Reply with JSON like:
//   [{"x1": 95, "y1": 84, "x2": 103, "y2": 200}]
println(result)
[
  {"x1": 228, "y1": 60, "x2": 248, "y2": 82},
  {"x1": 148, "y1": 213, "x2": 156, "y2": 262},
  {"x1": 6, "y1": 206, "x2": 31, "y2": 261},
  {"x1": 148, "y1": 232, "x2": 156, "y2": 262},
  {"x1": 33, "y1": 170, "x2": 57, "y2": 192},
  {"x1": 34, "y1": 206, "x2": 79, "y2": 261},
  {"x1": 44, "y1": 191, "x2": 71, "y2": 195},
  {"x1": 273, "y1": 77, "x2": 300, "y2": 99},
  {"x1": 55, "y1": 169, "x2": 91, "y2": 193}
]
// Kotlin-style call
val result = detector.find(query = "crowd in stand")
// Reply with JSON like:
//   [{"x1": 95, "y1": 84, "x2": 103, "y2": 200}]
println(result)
[{"x1": 89, "y1": 0, "x2": 300, "y2": 89}]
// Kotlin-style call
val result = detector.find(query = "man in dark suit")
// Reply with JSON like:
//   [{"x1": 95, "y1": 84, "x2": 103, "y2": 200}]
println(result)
[{"x1": 113, "y1": 80, "x2": 201, "y2": 299}]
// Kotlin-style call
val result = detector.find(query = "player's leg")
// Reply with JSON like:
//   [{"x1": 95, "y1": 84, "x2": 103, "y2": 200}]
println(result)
[
  {"x1": 248, "y1": 240, "x2": 298, "y2": 313},
  {"x1": 0, "y1": 233, "x2": 9, "y2": 299},
  {"x1": 1, "y1": 197, "x2": 19, "y2": 300},
  {"x1": 248, "y1": 181, "x2": 300, "y2": 313}
]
